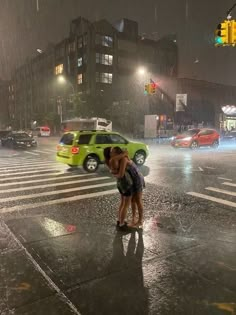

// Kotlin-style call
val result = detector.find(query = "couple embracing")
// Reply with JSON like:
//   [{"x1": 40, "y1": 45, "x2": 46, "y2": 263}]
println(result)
[{"x1": 104, "y1": 147, "x2": 145, "y2": 231}]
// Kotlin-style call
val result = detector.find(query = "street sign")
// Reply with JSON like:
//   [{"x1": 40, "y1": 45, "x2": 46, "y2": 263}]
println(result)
[{"x1": 176, "y1": 94, "x2": 187, "y2": 112}]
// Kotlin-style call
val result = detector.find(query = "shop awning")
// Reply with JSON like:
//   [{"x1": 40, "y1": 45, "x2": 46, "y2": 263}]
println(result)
[{"x1": 222, "y1": 105, "x2": 236, "y2": 116}]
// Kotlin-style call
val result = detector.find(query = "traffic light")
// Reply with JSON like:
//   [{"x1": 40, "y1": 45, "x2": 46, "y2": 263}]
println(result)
[
  {"x1": 144, "y1": 84, "x2": 150, "y2": 95},
  {"x1": 150, "y1": 83, "x2": 157, "y2": 94},
  {"x1": 215, "y1": 21, "x2": 230, "y2": 46},
  {"x1": 230, "y1": 19, "x2": 236, "y2": 45}
]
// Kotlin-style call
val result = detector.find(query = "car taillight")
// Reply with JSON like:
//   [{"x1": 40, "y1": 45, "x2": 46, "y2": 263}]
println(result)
[
  {"x1": 71, "y1": 146, "x2": 79, "y2": 154},
  {"x1": 56, "y1": 145, "x2": 61, "y2": 151}
]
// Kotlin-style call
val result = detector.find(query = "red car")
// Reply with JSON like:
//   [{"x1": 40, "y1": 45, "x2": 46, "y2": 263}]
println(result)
[{"x1": 171, "y1": 128, "x2": 220, "y2": 149}]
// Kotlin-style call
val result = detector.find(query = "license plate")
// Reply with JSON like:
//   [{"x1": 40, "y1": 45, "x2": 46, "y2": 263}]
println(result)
[{"x1": 27, "y1": 144, "x2": 31, "y2": 147}]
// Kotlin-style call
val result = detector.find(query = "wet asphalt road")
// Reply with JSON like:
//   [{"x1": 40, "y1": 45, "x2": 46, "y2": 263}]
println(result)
[{"x1": 0, "y1": 137, "x2": 235, "y2": 315}]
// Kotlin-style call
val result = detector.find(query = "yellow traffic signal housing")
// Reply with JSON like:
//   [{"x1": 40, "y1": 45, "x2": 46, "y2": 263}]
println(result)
[
  {"x1": 144, "y1": 84, "x2": 150, "y2": 95},
  {"x1": 215, "y1": 20, "x2": 230, "y2": 46},
  {"x1": 150, "y1": 83, "x2": 157, "y2": 94},
  {"x1": 230, "y1": 19, "x2": 236, "y2": 45}
]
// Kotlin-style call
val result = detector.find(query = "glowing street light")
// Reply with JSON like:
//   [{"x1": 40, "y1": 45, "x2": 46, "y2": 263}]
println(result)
[{"x1": 137, "y1": 67, "x2": 146, "y2": 76}]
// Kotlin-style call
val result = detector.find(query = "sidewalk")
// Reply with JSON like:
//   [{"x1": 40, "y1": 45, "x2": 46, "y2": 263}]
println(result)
[{"x1": 1, "y1": 194, "x2": 235, "y2": 315}]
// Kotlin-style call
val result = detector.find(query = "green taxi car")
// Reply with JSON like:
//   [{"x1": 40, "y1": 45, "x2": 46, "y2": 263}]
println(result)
[{"x1": 56, "y1": 130, "x2": 149, "y2": 172}]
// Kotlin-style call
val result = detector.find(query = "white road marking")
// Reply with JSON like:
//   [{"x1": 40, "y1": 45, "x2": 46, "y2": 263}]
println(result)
[
  {"x1": 0, "y1": 161, "x2": 56, "y2": 169},
  {"x1": 0, "y1": 171, "x2": 62, "y2": 182},
  {"x1": 0, "y1": 168, "x2": 58, "y2": 178},
  {"x1": 3, "y1": 222, "x2": 81, "y2": 315},
  {"x1": 0, "y1": 173, "x2": 95, "y2": 187},
  {"x1": 0, "y1": 176, "x2": 111, "y2": 193},
  {"x1": 33, "y1": 149, "x2": 55, "y2": 154},
  {"x1": 0, "y1": 164, "x2": 59, "y2": 173},
  {"x1": 1, "y1": 189, "x2": 118, "y2": 213},
  {"x1": 25, "y1": 151, "x2": 40, "y2": 156},
  {"x1": 186, "y1": 192, "x2": 236, "y2": 208},
  {"x1": 198, "y1": 167, "x2": 204, "y2": 172},
  {"x1": 204, "y1": 166, "x2": 216, "y2": 169},
  {"x1": 0, "y1": 182, "x2": 116, "y2": 202},
  {"x1": 205, "y1": 187, "x2": 236, "y2": 197},
  {"x1": 218, "y1": 177, "x2": 232, "y2": 181},
  {"x1": 222, "y1": 182, "x2": 236, "y2": 187}
]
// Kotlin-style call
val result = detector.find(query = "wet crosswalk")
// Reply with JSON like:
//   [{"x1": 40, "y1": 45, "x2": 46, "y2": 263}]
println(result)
[
  {"x1": 20, "y1": 148, "x2": 56, "y2": 156},
  {"x1": 187, "y1": 177, "x2": 236, "y2": 209},
  {"x1": 0, "y1": 157, "x2": 117, "y2": 215}
]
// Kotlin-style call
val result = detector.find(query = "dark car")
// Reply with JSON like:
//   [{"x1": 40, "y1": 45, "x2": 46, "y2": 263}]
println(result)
[
  {"x1": 0, "y1": 130, "x2": 11, "y2": 145},
  {"x1": 220, "y1": 131, "x2": 236, "y2": 145},
  {"x1": 171, "y1": 128, "x2": 220, "y2": 149},
  {"x1": 1, "y1": 132, "x2": 37, "y2": 149}
]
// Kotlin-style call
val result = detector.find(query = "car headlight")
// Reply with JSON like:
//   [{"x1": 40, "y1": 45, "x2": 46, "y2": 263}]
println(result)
[
  {"x1": 182, "y1": 137, "x2": 192, "y2": 141},
  {"x1": 170, "y1": 137, "x2": 175, "y2": 141}
]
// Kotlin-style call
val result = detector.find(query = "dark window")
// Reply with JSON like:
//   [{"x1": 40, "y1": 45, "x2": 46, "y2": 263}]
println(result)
[
  {"x1": 199, "y1": 130, "x2": 209, "y2": 136},
  {"x1": 60, "y1": 133, "x2": 74, "y2": 145},
  {"x1": 110, "y1": 134, "x2": 127, "y2": 144},
  {"x1": 95, "y1": 134, "x2": 111, "y2": 144},
  {"x1": 78, "y1": 134, "x2": 92, "y2": 144},
  {"x1": 206, "y1": 130, "x2": 214, "y2": 135}
]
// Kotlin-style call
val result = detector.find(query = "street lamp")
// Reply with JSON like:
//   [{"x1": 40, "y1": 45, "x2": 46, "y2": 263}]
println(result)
[
  {"x1": 57, "y1": 75, "x2": 75, "y2": 94},
  {"x1": 57, "y1": 75, "x2": 76, "y2": 123},
  {"x1": 137, "y1": 67, "x2": 146, "y2": 76}
]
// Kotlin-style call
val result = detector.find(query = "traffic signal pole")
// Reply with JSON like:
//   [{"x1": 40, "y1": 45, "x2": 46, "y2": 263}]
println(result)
[{"x1": 227, "y1": 2, "x2": 236, "y2": 19}]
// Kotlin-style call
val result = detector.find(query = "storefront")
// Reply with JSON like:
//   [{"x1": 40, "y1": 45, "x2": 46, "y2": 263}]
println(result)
[{"x1": 221, "y1": 105, "x2": 236, "y2": 130}]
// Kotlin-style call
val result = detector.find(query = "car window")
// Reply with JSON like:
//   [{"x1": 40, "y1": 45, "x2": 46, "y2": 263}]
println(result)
[
  {"x1": 95, "y1": 134, "x2": 111, "y2": 144},
  {"x1": 13, "y1": 133, "x2": 30, "y2": 139},
  {"x1": 60, "y1": 133, "x2": 74, "y2": 145},
  {"x1": 110, "y1": 134, "x2": 127, "y2": 144},
  {"x1": 198, "y1": 130, "x2": 208, "y2": 136},
  {"x1": 78, "y1": 134, "x2": 92, "y2": 144}
]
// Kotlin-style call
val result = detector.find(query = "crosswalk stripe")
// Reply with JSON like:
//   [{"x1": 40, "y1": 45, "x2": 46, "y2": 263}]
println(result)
[
  {"x1": 25, "y1": 151, "x2": 40, "y2": 156},
  {"x1": 222, "y1": 182, "x2": 236, "y2": 187},
  {"x1": 1, "y1": 189, "x2": 118, "y2": 214},
  {"x1": 0, "y1": 168, "x2": 58, "y2": 177},
  {"x1": 0, "y1": 171, "x2": 62, "y2": 182},
  {"x1": 0, "y1": 161, "x2": 56, "y2": 169},
  {"x1": 0, "y1": 182, "x2": 116, "y2": 202},
  {"x1": 0, "y1": 173, "x2": 95, "y2": 187},
  {"x1": 205, "y1": 187, "x2": 236, "y2": 197},
  {"x1": 186, "y1": 192, "x2": 236, "y2": 209},
  {"x1": 33, "y1": 149, "x2": 55, "y2": 154},
  {"x1": 0, "y1": 176, "x2": 111, "y2": 193},
  {"x1": 0, "y1": 164, "x2": 59, "y2": 173},
  {"x1": 218, "y1": 177, "x2": 232, "y2": 181}
]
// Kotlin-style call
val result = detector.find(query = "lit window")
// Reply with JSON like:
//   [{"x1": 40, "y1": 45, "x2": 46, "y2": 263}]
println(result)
[
  {"x1": 77, "y1": 73, "x2": 83, "y2": 85},
  {"x1": 96, "y1": 53, "x2": 113, "y2": 65},
  {"x1": 96, "y1": 35, "x2": 113, "y2": 47},
  {"x1": 55, "y1": 64, "x2": 63, "y2": 75},
  {"x1": 96, "y1": 72, "x2": 112, "y2": 84},
  {"x1": 78, "y1": 57, "x2": 83, "y2": 67}
]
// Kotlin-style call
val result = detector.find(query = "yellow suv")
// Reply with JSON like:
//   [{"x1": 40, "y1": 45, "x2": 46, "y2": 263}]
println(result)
[{"x1": 56, "y1": 130, "x2": 149, "y2": 172}]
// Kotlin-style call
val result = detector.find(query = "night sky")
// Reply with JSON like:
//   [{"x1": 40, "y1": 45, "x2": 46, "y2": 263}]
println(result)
[{"x1": 0, "y1": 0, "x2": 235, "y2": 85}]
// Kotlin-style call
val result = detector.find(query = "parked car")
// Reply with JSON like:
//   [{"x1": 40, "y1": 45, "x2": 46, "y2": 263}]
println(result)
[
  {"x1": 171, "y1": 128, "x2": 220, "y2": 149},
  {"x1": 0, "y1": 130, "x2": 11, "y2": 145},
  {"x1": 220, "y1": 131, "x2": 236, "y2": 145},
  {"x1": 32, "y1": 126, "x2": 51, "y2": 137},
  {"x1": 1, "y1": 131, "x2": 37, "y2": 149},
  {"x1": 56, "y1": 130, "x2": 149, "y2": 172}
]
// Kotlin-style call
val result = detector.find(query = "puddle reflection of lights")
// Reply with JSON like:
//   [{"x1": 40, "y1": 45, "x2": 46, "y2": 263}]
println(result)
[{"x1": 42, "y1": 218, "x2": 76, "y2": 237}]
